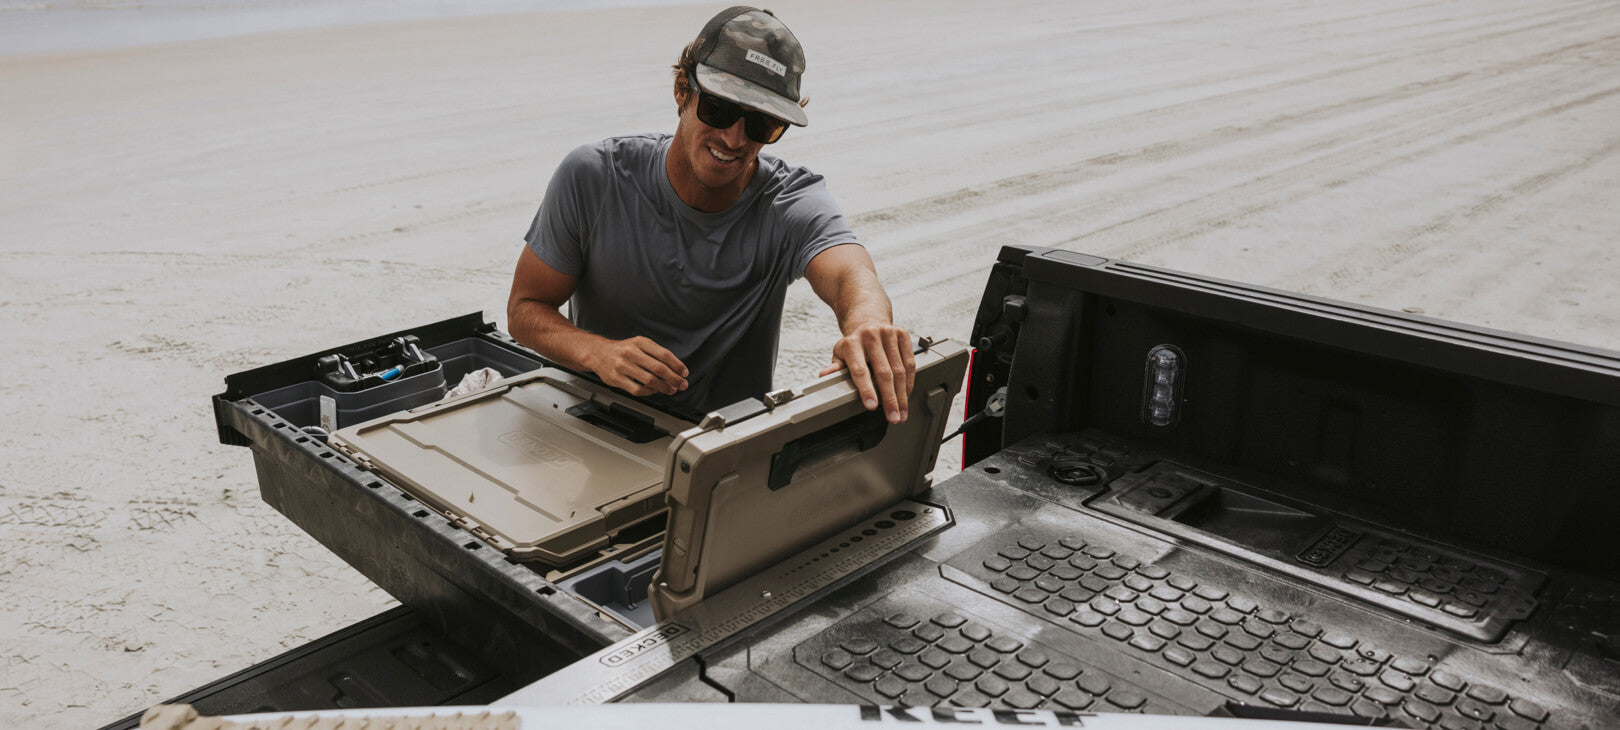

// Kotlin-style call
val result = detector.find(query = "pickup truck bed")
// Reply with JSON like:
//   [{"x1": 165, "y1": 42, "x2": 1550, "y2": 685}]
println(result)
[{"x1": 132, "y1": 246, "x2": 1618, "y2": 729}]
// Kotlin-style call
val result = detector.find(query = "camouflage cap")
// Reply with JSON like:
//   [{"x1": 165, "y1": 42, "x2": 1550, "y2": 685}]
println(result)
[{"x1": 692, "y1": 6, "x2": 809, "y2": 127}]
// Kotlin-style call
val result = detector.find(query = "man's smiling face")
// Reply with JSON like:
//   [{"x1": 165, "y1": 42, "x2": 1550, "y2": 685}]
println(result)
[{"x1": 666, "y1": 84, "x2": 765, "y2": 212}]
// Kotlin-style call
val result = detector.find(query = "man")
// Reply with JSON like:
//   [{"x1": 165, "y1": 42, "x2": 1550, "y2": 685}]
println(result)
[{"x1": 508, "y1": 6, "x2": 915, "y2": 423}]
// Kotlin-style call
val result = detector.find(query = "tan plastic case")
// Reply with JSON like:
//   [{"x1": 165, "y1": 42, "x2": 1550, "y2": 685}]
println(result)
[
  {"x1": 327, "y1": 368, "x2": 694, "y2": 566},
  {"x1": 649, "y1": 339, "x2": 969, "y2": 619}
]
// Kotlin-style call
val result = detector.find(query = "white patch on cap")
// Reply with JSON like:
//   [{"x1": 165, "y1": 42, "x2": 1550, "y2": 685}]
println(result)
[{"x1": 745, "y1": 48, "x2": 787, "y2": 77}]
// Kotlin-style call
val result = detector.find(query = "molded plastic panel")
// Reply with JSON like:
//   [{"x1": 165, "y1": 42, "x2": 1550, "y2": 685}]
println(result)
[
  {"x1": 650, "y1": 340, "x2": 969, "y2": 618},
  {"x1": 329, "y1": 368, "x2": 693, "y2": 566}
]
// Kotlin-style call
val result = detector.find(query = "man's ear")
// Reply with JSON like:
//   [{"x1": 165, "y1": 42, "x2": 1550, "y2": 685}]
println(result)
[{"x1": 673, "y1": 79, "x2": 691, "y2": 111}]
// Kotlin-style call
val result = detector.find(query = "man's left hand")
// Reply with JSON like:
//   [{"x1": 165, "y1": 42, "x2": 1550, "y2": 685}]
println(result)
[{"x1": 820, "y1": 322, "x2": 915, "y2": 423}]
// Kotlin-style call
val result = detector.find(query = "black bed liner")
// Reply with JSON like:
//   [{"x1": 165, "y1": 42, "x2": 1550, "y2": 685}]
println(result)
[
  {"x1": 98, "y1": 606, "x2": 568, "y2": 730},
  {"x1": 141, "y1": 247, "x2": 1619, "y2": 728}
]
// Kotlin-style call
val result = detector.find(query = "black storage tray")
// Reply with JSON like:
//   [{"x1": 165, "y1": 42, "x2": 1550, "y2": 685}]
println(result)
[
  {"x1": 249, "y1": 370, "x2": 445, "y2": 433},
  {"x1": 555, "y1": 551, "x2": 662, "y2": 630},
  {"x1": 248, "y1": 337, "x2": 547, "y2": 431},
  {"x1": 215, "y1": 313, "x2": 550, "y2": 438},
  {"x1": 211, "y1": 312, "x2": 637, "y2": 675}
]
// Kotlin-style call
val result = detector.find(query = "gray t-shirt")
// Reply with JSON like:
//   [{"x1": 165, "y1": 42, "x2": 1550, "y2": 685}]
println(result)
[{"x1": 525, "y1": 134, "x2": 857, "y2": 416}]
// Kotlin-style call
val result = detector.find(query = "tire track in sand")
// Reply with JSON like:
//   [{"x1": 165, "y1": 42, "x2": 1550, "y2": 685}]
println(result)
[
  {"x1": 873, "y1": 40, "x2": 1617, "y2": 306},
  {"x1": 1315, "y1": 132, "x2": 1620, "y2": 292}
]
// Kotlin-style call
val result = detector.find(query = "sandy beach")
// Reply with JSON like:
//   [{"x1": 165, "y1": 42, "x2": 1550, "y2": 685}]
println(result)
[{"x1": 3, "y1": 0, "x2": 1619, "y2": 726}]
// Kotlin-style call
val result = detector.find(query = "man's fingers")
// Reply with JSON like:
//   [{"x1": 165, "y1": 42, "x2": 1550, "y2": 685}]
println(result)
[
  {"x1": 900, "y1": 334, "x2": 916, "y2": 402},
  {"x1": 884, "y1": 334, "x2": 911, "y2": 419},
  {"x1": 588, "y1": 337, "x2": 687, "y2": 396},
  {"x1": 614, "y1": 364, "x2": 660, "y2": 396},
  {"x1": 824, "y1": 326, "x2": 916, "y2": 423},
  {"x1": 611, "y1": 370, "x2": 653, "y2": 396},
  {"x1": 631, "y1": 356, "x2": 683, "y2": 394},
  {"x1": 635, "y1": 338, "x2": 690, "y2": 380},
  {"x1": 866, "y1": 348, "x2": 902, "y2": 425},
  {"x1": 840, "y1": 343, "x2": 879, "y2": 412},
  {"x1": 627, "y1": 338, "x2": 687, "y2": 392},
  {"x1": 828, "y1": 328, "x2": 919, "y2": 424},
  {"x1": 634, "y1": 370, "x2": 676, "y2": 395},
  {"x1": 854, "y1": 328, "x2": 908, "y2": 424}
]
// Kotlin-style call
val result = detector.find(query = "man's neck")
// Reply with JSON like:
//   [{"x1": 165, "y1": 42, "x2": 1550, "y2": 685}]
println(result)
[{"x1": 666, "y1": 137, "x2": 756, "y2": 213}]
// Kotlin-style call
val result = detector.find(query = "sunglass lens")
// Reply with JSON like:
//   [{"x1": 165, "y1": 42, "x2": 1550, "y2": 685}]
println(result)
[
  {"x1": 695, "y1": 85, "x2": 789, "y2": 144},
  {"x1": 748, "y1": 115, "x2": 788, "y2": 144},
  {"x1": 696, "y1": 94, "x2": 740, "y2": 129}
]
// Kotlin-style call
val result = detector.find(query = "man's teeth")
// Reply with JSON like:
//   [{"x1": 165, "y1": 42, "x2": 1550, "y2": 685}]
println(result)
[{"x1": 709, "y1": 147, "x2": 738, "y2": 162}]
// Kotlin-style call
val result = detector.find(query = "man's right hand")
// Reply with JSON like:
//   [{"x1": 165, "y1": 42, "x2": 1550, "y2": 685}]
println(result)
[
  {"x1": 583, "y1": 336, "x2": 689, "y2": 396},
  {"x1": 509, "y1": 248, "x2": 689, "y2": 398}
]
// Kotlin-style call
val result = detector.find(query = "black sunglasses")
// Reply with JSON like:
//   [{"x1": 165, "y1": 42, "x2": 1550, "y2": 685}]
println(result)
[{"x1": 687, "y1": 72, "x2": 789, "y2": 145}]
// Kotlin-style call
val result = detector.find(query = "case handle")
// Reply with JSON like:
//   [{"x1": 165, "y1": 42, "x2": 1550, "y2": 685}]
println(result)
[
  {"x1": 566, "y1": 401, "x2": 668, "y2": 444},
  {"x1": 767, "y1": 409, "x2": 889, "y2": 490}
]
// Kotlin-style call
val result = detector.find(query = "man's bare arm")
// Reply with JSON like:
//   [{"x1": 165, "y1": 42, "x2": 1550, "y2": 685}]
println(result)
[
  {"x1": 804, "y1": 243, "x2": 915, "y2": 424},
  {"x1": 507, "y1": 247, "x2": 688, "y2": 396}
]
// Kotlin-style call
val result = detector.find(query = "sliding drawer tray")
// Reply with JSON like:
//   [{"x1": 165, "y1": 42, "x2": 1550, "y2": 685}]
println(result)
[{"x1": 328, "y1": 367, "x2": 695, "y2": 567}]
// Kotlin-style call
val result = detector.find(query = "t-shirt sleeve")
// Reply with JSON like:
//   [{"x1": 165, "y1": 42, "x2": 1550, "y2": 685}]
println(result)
[
  {"x1": 778, "y1": 169, "x2": 861, "y2": 279},
  {"x1": 524, "y1": 144, "x2": 603, "y2": 277}
]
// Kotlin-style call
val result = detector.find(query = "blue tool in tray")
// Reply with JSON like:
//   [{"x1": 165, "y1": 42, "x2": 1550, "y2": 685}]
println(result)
[{"x1": 315, "y1": 335, "x2": 438, "y2": 392}]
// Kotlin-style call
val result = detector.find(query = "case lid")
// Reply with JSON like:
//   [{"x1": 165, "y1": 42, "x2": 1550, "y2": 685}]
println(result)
[
  {"x1": 328, "y1": 368, "x2": 694, "y2": 566},
  {"x1": 650, "y1": 339, "x2": 970, "y2": 618}
]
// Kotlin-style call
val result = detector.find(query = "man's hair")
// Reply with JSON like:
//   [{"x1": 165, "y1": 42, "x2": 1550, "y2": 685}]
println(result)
[
  {"x1": 671, "y1": 36, "x2": 704, "y2": 100},
  {"x1": 671, "y1": 34, "x2": 809, "y2": 109}
]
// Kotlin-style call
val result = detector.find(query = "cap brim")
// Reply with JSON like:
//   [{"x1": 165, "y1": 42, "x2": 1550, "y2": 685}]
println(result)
[{"x1": 695, "y1": 64, "x2": 808, "y2": 127}]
